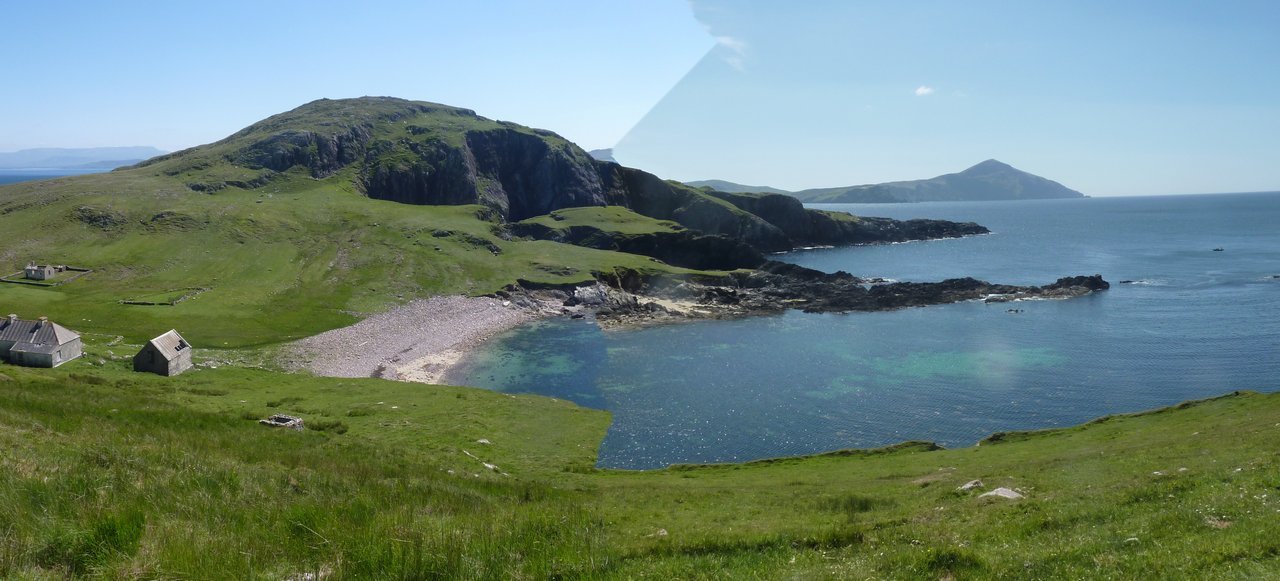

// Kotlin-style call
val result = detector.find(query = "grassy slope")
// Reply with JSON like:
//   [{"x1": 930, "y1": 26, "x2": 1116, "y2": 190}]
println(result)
[
  {"x1": 0, "y1": 169, "x2": 702, "y2": 348},
  {"x1": 515, "y1": 206, "x2": 685, "y2": 236},
  {"x1": 2, "y1": 348, "x2": 1277, "y2": 578}
]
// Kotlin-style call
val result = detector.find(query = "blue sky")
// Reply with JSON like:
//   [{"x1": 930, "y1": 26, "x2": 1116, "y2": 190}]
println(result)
[{"x1": 3, "y1": 1, "x2": 1278, "y2": 196}]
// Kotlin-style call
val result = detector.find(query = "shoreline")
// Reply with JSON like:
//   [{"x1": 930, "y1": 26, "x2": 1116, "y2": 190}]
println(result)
[
  {"x1": 282, "y1": 268, "x2": 1110, "y2": 385},
  {"x1": 284, "y1": 295, "x2": 565, "y2": 385}
]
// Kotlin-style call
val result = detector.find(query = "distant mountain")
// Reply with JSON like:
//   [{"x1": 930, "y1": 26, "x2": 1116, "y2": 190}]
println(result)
[
  {"x1": 0, "y1": 146, "x2": 166, "y2": 170},
  {"x1": 793, "y1": 160, "x2": 1085, "y2": 203},
  {"x1": 685, "y1": 179, "x2": 792, "y2": 195},
  {"x1": 587, "y1": 148, "x2": 616, "y2": 163}
]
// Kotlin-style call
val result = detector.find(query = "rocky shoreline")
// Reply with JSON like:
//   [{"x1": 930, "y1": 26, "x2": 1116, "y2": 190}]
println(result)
[
  {"x1": 502, "y1": 261, "x2": 1110, "y2": 328},
  {"x1": 286, "y1": 263, "x2": 1108, "y2": 386}
]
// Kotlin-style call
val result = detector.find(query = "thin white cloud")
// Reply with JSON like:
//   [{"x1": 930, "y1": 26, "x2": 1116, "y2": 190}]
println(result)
[
  {"x1": 714, "y1": 35, "x2": 747, "y2": 71},
  {"x1": 914, "y1": 85, "x2": 936, "y2": 97}
]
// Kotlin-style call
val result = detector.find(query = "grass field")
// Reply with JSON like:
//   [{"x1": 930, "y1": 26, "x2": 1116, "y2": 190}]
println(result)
[{"x1": 1, "y1": 349, "x2": 1277, "y2": 578}]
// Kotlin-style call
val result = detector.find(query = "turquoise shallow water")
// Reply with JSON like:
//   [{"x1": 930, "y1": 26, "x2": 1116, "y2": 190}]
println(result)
[{"x1": 448, "y1": 192, "x2": 1280, "y2": 469}]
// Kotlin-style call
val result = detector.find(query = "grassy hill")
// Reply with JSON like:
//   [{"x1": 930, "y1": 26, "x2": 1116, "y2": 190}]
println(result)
[
  {"x1": 1, "y1": 356, "x2": 1277, "y2": 578},
  {"x1": 0, "y1": 98, "x2": 731, "y2": 347},
  {"x1": 0, "y1": 97, "x2": 988, "y2": 347},
  {"x1": 0, "y1": 169, "x2": 692, "y2": 347}
]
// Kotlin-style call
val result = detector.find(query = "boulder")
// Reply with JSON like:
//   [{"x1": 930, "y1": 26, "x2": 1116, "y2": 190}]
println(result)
[{"x1": 978, "y1": 487, "x2": 1024, "y2": 500}]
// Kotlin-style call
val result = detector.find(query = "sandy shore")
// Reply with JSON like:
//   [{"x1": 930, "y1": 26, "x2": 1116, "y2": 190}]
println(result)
[{"x1": 285, "y1": 295, "x2": 560, "y2": 384}]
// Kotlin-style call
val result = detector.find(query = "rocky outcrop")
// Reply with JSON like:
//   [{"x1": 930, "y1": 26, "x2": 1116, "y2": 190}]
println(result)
[
  {"x1": 586, "y1": 263, "x2": 1109, "y2": 325},
  {"x1": 72, "y1": 206, "x2": 127, "y2": 230},
  {"x1": 230, "y1": 127, "x2": 372, "y2": 178},
  {"x1": 704, "y1": 190, "x2": 990, "y2": 246},
  {"x1": 597, "y1": 166, "x2": 794, "y2": 252},
  {"x1": 510, "y1": 221, "x2": 765, "y2": 270}
]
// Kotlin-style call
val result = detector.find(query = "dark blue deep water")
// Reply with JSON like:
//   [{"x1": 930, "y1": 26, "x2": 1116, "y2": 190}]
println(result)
[
  {"x1": 0, "y1": 169, "x2": 107, "y2": 185},
  {"x1": 448, "y1": 193, "x2": 1280, "y2": 469}
]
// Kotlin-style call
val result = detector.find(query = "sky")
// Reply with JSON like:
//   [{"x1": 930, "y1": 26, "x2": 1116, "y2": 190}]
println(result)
[{"x1": 2, "y1": 1, "x2": 1278, "y2": 196}]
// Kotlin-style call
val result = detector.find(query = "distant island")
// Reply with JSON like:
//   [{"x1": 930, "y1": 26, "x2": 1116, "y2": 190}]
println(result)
[
  {"x1": 0, "y1": 146, "x2": 167, "y2": 170},
  {"x1": 689, "y1": 160, "x2": 1086, "y2": 203}
]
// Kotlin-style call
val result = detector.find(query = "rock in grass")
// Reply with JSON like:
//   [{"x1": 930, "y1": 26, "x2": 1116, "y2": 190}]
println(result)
[
  {"x1": 957, "y1": 479, "x2": 984, "y2": 491},
  {"x1": 979, "y1": 487, "x2": 1024, "y2": 500}
]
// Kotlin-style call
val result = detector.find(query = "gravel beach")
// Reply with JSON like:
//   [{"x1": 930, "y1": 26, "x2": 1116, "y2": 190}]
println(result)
[{"x1": 285, "y1": 295, "x2": 556, "y2": 384}]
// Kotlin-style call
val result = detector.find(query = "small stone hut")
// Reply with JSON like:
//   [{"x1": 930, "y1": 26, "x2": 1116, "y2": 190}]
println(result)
[
  {"x1": 133, "y1": 329, "x2": 194, "y2": 376},
  {"x1": 0, "y1": 314, "x2": 83, "y2": 368},
  {"x1": 24, "y1": 262, "x2": 57, "y2": 280}
]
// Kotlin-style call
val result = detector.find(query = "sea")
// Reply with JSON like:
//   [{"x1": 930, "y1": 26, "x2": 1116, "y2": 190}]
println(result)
[
  {"x1": 454, "y1": 192, "x2": 1280, "y2": 469},
  {"x1": 0, "y1": 169, "x2": 109, "y2": 185}
]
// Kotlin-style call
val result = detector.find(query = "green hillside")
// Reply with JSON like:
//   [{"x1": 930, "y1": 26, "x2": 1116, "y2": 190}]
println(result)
[
  {"x1": 0, "y1": 169, "x2": 693, "y2": 347},
  {"x1": 0, "y1": 97, "x2": 988, "y2": 347},
  {"x1": 0, "y1": 98, "x2": 728, "y2": 347},
  {"x1": 1, "y1": 358, "x2": 1277, "y2": 578}
]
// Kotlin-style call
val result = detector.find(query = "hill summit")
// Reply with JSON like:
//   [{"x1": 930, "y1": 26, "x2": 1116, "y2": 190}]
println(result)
[
  {"x1": 132, "y1": 97, "x2": 985, "y2": 252},
  {"x1": 792, "y1": 160, "x2": 1085, "y2": 203}
]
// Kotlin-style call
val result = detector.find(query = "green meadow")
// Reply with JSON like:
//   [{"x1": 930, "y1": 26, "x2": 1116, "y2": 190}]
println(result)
[{"x1": 1, "y1": 346, "x2": 1278, "y2": 578}]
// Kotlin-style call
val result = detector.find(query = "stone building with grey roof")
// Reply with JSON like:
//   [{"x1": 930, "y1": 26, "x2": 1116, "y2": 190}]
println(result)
[
  {"x1": 134, "y1": 329, "x2": 193, "y2": 376},
  {"x1": 0, "y1": 314, "x2": 83, "y2": 368}
]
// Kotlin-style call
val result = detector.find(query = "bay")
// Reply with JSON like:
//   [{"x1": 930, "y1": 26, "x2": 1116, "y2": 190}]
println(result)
[{"x1": 448, "y1": 192, "x2": 1280, "y2": 469}]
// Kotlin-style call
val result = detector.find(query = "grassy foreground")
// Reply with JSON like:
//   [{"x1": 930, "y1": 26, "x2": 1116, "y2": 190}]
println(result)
[{"x1": 1, "y1": 350, "x2": 1277, "y2": 579}]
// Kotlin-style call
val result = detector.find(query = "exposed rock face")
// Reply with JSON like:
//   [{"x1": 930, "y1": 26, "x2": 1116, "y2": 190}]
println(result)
[
  {"x1": 703, "y1": 190, "x2": 989, "y2": 247},
  {"x1": 597, "y1": 165, "x2": 793, "y2": 252},
  {"x1": 231, "y1": 127, "x2": 372, "y2": 178},
  {"x1": 462, "y1": 128, "x2": 621, "y2": 219}
]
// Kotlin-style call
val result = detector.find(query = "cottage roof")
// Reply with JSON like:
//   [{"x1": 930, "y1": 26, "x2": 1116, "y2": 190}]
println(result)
[
  {"x1": 146, "y1": 329, "x2": 190, "y2": 360},
  {"x1": 0, "y1": 316, "x2": 79, "y2": 347}
]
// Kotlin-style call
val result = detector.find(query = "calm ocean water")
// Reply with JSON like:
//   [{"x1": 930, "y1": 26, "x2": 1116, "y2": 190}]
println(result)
[
  {"x1": 447, "y1": 192, "x2": 1280, "y2": 469},
  {"x1": 0, "y1": 169, "x2": 107, "y2": 185}
]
